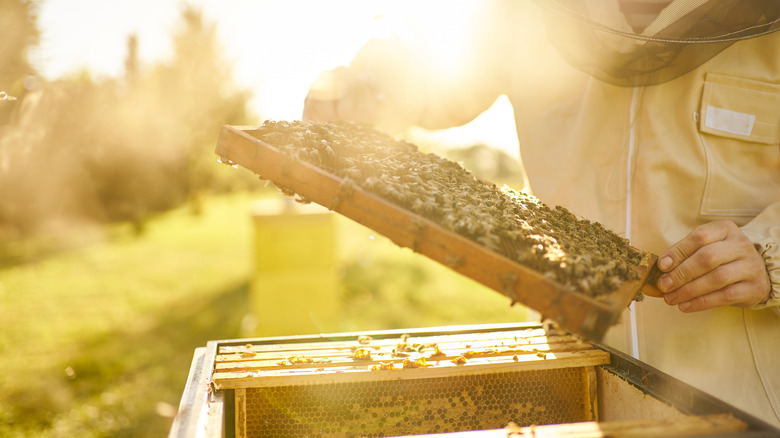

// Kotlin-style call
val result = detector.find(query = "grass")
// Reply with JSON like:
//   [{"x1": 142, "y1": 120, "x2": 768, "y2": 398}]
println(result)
[
  {"x1": 0, "y1": 190, "x2": 530, "y2": 437},
  {"x1": 0, "y1": 192, "x2": 256, "y2": 437},
  {"x1": 333, "y1": 217, "x2": 529, "y2": 332}
]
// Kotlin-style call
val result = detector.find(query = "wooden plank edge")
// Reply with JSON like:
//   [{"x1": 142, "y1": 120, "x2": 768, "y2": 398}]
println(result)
[
  {"x1": 234, "y1": 388, "x2": 246, "y2": 438},
  {"x1": 212, "y1": 349, "x2": 611, "y2": 390},
  {"x1": 215, "y1": 329, "x2": 576, "y2": 356},
  {"x1": 214, "y1": 343, "x2": 598, "y2": 372},
  {"x1": 215, "y1": 334, "x2": 590, "y2": 363},
  {"x1": 389, "y1": 414, "x2": 747, "y2": 437},
  {"x1": 211, "y1": 322, "x2": 548, "y2": 349},
  {"x1": 168, "y1": 341, "x2": 222, "y2": 438}
]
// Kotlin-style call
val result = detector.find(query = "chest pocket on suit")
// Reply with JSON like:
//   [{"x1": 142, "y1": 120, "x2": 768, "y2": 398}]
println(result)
[{"x1": 698, "y1": 72, "x2": 780, "y2": 219}]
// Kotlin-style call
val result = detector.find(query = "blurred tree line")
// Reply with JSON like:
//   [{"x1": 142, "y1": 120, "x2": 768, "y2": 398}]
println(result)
[{"x1": 0, "y1": 1, "x2": 257, "y2": 245}]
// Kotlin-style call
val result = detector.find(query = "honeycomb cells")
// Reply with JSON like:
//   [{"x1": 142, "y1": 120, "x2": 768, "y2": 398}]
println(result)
[{"x1": 243, "y1": 367, "x2": 591, "y2": 437}]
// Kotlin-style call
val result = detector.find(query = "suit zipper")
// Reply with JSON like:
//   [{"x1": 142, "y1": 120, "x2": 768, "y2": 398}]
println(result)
[{"x1": 627, "y1": 87, "x2": 641, "y2": 360}]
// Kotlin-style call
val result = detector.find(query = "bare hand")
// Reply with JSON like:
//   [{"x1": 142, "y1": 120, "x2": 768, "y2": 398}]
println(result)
[{"x1": 656, "y1": 220, "x2": 771, "y2": 312}]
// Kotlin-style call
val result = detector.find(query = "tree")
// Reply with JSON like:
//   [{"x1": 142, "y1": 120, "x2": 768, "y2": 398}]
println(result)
[
  {"x1": 149, "y1": 6, "x2": 253, "y2": 199},
  {"x1": 124, "y1": 34, "x2": 139, "y2": 85},
  {"x1": 0, "y1": 0, "x2": 39, "y2": 125},
  {"x1": 0, "y1": 5, "x2": 254, "y2": 242}
]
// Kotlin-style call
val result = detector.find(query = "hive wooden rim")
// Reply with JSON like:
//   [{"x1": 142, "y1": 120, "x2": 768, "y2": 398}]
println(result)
[
  {"x1": 211, "y1": 325, "x2": 611, "y2": 390},
  {"x1": 215, "y1": 125, "x2": 658, "y2": 341}
]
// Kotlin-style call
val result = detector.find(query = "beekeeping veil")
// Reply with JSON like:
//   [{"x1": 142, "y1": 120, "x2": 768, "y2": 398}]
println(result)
[{"x1": 533, "y1": 0, "x2": 780, "y2": 86}]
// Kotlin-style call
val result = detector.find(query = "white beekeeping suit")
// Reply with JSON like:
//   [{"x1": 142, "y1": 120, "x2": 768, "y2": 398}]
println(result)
[{"x1": 303, "y1": 0, "x2": 780, "y2": 426}]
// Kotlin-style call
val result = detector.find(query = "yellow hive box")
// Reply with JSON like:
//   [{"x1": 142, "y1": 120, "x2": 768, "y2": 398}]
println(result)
[{"x1": 249, "y1": 199, "x2": 339, "y2": 337}]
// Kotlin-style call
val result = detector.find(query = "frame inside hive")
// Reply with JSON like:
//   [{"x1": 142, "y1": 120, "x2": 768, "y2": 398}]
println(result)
[
  {"x1": 215, "y1": 124, "x2": 657, "y2": 341},
  {"x1": 213, "y1": 325, "x2": 608, "y2": 437}
]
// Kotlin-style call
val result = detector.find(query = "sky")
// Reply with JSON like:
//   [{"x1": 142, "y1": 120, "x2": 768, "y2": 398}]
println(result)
[
  {"x1": 32, "y1": 0, "x2": 519, "y2": 157},
  {"x1": 34, "y1": 0, "x2": 390, "y2": 119}
]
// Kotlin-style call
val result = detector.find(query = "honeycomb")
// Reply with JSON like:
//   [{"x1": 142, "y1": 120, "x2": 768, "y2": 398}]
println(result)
[{"x1": 242, "y1": 367, "x2": 591, "y2": 437}]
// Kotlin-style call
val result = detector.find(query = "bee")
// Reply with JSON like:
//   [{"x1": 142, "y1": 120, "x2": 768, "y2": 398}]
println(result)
[
  {"x1": 338, "y1": 178, "x2": 354, "y2": 197},
  {"x1": 218, "y1": 157, "x2": 238, "y2": 167},
  {"x1": 371, "y1": 362, "x2": 398, "y2": 371},
  {"x1": 451, "y1": 356, "x2": 467, "y2": 365},
  {"x1": 542, "y1": 318, "x2": 561, "y2": 333},
  {"x1": 403, "y1": 358, "x2": 431, "y2": 369},
  {"x1": 363, "y1": 177, "x2": 379, "y2": 190},
  {"x1": 329, "y1": 195, "x2": 341, "y2": 210},
  {"x1": 340, "y1": 166, "x2": 362, "y2": 180},
  {"x1": 352, "y1": 348, "x2": 372, "y2": 361},
  {"x1": 429, "y1": 344, "x2": 446, "y2": 358},
  {"x1": 275, "y1": 184, "x2": 296, "y2": 198},
  {"x1": 323, "y1": 144, "x2": 336, "y2": 158}
]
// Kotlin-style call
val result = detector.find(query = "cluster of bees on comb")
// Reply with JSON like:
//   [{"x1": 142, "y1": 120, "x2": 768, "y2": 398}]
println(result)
[{"x1": 254, "y1": 120, "x2": 644, "y2": 299}]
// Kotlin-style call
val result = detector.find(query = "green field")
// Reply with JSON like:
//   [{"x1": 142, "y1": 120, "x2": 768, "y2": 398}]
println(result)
[{"x1": 0, "y1": 191, "x2": 529, "y2": 437}]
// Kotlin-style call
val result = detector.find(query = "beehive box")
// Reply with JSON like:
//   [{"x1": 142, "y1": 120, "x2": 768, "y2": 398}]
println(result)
[
  {"x1": 169, "y1": 323, "x2": 778, "y2": 438},
  {"x1": 215, "y1": 122, "x2": 658, "y2": 341}
]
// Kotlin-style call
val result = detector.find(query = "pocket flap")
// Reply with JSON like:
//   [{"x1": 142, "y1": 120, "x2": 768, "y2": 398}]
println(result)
[{"x1": 700, "y1": 73, "x2": 780, "y2": 145}]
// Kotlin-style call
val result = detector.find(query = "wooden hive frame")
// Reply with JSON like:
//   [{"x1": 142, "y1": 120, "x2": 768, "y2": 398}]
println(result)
[
  {"x1": 214, "y1": 325, "x2": 609, "y2": 436},
  {"x1": 215, "y1": 125, "x2": 657, "y2": 341}
]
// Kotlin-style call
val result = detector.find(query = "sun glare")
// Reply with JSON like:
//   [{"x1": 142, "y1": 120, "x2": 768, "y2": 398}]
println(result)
[
  {"x1": 398, "y1": 3, "x2": 483, "y2": 76},
  {"x1": 242, "y1": 1, "x2": 489, "y2": 123},
  {"x1": 35, "y1": 0, "x2": 519, "y2": 156}
]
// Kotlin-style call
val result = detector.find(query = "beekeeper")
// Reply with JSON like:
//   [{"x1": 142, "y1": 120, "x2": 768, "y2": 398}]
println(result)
[{"x1": 302, "y1": 0, "x2": 780, "y2": 427}]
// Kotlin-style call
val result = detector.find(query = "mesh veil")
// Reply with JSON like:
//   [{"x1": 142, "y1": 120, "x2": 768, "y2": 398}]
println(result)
[{"x1": 533, "y1": 0, "x2": 780, "y2": 86}]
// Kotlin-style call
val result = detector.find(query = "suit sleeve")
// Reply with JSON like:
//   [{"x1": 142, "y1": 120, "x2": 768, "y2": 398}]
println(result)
[{"x1": 742, "y1": 203, "x2": 780, "y2": 310}]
